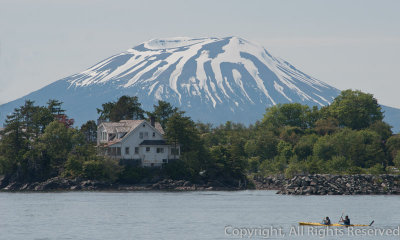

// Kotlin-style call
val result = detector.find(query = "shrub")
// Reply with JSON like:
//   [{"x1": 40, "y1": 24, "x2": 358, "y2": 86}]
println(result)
[
  {"x1": 367, "y1": 164, "x2": 386, "y2": 175},
  {"x1": 248, "y1": 157, "x2": 261, "y2": 173},
  {"x1": 284, "y1": 157, "x2": 306, "y2": 178},
  {"x1": 63, "y1": 155, "x2": 84, "y2": 178},
  {"x1": 326, "y1": 156, "x2": 351, "y2": 174},
  {"x1": 118, "y1": 166, "x2": 158, "y2": 184},
  {"x1": 346, "y1": 166, "x2": 366, "y2": 174},
  {"x1": 394, "y1": 150, "x2": 400, "y2": 169},
  {"x1": 82, "y1": 158, "x2": 121, "y2": 182},
  {"x1": 259, "y1": 156, "x2": 287, "y2": 176}
]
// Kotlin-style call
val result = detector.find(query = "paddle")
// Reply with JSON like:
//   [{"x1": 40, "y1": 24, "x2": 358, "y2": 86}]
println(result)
[
  {"x1": 339, "y1": 212, "x2": 344, "y2": 223},
  {"x1": 369, "y1": 220, "x2": 375, "y2": 226}
]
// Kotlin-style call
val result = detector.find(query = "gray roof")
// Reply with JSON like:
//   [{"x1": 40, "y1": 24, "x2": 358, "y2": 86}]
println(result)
[
  {"x1": 100, "y1": 120, "x2": 165, "y2": 146},
  {"x1": 101, "y1": 120, "x2": 164, "y2": 135},
  {"x1": 139, "y1": 140, "x2": 168, "y2": 146}
]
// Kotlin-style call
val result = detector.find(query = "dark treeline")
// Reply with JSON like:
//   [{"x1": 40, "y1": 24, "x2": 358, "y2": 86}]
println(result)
[{"x1": 1, "y1": 90, "x2": 400, "y2": 187}]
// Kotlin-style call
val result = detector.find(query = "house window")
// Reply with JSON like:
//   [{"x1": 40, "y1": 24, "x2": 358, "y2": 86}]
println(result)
[
  {"x1": 157, "y1": 148, "x2": 164, "y2": 153},
  {"x1": 139, "y1": 132, "x2": 143, "y2": 139},
  {"x1": 117, "y1": 147, "x2": 121, "y2": 156},
  {"x1": 152, "y1": 132, "x2": 155, "y2": 137},
  {"x1": 171, "y1": 148, "x2": 179, "y2": 155},
  {"x1": 135, "y1": 147, "x2": 139, "y2": 154},
  {"x1": 144, "y1": 132, "x2": 149, "y2": 138},
  {"x1": 162, "y1": 159, "x2": 167, "y2": 163},
  {"x1": 125, "y1": 147, "x2": 129, "y2": 155},
  {"x1": 146, "y1": 147, "x2": 150, "y2": 152},
  {"x1": 143, "y1": 124, "x2": 146, "y2": 127}
]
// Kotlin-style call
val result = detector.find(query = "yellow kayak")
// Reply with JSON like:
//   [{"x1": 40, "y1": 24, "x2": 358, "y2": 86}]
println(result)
[{"x1": 299, "y1": 222, "x2": 373, "y2": 227}]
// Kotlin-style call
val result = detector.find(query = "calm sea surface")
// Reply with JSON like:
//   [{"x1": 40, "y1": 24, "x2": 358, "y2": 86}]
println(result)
[{"x1": 0, "y1": 190, "x2": 399, "y2": 240}]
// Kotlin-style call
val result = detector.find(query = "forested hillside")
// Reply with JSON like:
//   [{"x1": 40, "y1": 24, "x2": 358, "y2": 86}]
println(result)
[{"x1": 1, "y1": 90, "x2": 399, "y2": 187}]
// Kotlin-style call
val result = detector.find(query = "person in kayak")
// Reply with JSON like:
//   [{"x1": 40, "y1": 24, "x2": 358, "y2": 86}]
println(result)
[
  {"x1": 340, "y1": 215, "x2": 350, "y2": 225},
  {"x1": 322, "y1": 217, "x2": 331, "y2": 225}
]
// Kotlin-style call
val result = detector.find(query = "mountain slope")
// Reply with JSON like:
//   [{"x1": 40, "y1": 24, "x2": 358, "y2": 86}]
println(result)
[{"x1": 0, "y1": 37, "x2": 399, "y2": 132}]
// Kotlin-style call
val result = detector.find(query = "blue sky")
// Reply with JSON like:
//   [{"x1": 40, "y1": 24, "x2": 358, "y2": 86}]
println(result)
[{"x1": 0, "y1": 0, "x2": 399, "y2": 107}]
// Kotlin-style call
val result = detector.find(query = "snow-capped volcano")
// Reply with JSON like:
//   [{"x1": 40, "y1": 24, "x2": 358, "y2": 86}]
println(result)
[
  {"x1": 69, "y1": 36, "x2": 339, "y2": 109},
  {"x1": 1, "y1": 36, "x2": 398, "y2": 130}
]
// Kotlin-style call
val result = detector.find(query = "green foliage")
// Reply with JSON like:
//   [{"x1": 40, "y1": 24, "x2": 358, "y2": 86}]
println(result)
[
  {"x1": 0, "y1": 155, "x2": 13, "y2": 175},
  {"x1": 279, "y1": 126, "x2": 303, "y2": 145},
  {"x1": 148, "y1": 100, "x2": 178, "y2": 129},
  {"x1": 165, "y1": 111, "x2": 201, "y2": 152},
  {"x1": 97, "y1": 95, "x2": 145, "y2": 121},
  {"x1": 386, "y1": 135, "x2": 400, "y2": 161},
  {"x1": 80, "y1": 120, "x2": 97, "y2": 143},
  {"x1": 82, "y1": 158, "x2": 122, "y2": 182},
  {"x1": 119, "y1": 166, "x2": 158, "y2": 184},
  {"x1": 96, "y1": 102, "x2": 114, "y2": 121},
  {"x1": 244, "y1": 130, "x2": 278, "y2": 159},
  {"x1": 346, "y1": 166, "x2": 366, "y2": 174},
  {"x1": 368, "y1": 121, "x2": 392, "y2": 141},
  {"x1": 208, "y1": 144, "x2": 248, "y2": 185},
  {"x1": 63, "y1": 154, "x2": 85, "y2": 178},
  {"x1": 326, "y1": 89, "x2": 383, "y2": 130},
  {"x1": 304, "y1": 156, "x2": 326, "y2": 174},
  {"x1": 162, "y1": 159, "x2": 192, "y2": 180},
  {"x1": 394, "y1": 151, "x2": 400, "y2": 169},
  {"x1": 314, "y1": 117, "x2": 339, "y2": 135},
  {"x1": 38, "y1": 121, "x2": 75, "y2": 166},
  {"x1": 284, "y1": 157, "x2": 306, "y2": 178},
  {"x1": 0, "y1": 100, "x2": 75, "y2": 181},
  {"x1": 325, "y1": 156, "x2": 351, "y2": 174},
  {"x1": 293, "y1": 134, "x2": 318, "y2": 160},
  {"x1": 259, "y1": 156, "x2": 287, "y2": 176},
  {"x1": 312, "y1": 129, "x2": 384, "y2": 168},
  {"x1": 262, "y1": 103, "x2": 314, "y2": 129},
  {"x1": 248, "y1": 157, "x2": 261, "y2": 173},
  {"x1": 47, "y1": 99, "x2": 65, "y2": 116},
  {"x1": 277, "y1": 141, "x2": 293, "y2": 159},
  {"x1": 0, "y1": 89, "x2": 397, "y2": 186},
  {"x1": 367, "y1": 164, "x2": 386, "y2": 175}
]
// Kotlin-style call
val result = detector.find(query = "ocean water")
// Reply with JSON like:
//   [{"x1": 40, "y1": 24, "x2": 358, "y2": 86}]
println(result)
[{"x1": 0, "y1": 190, "x2": 399, "y2": 240}]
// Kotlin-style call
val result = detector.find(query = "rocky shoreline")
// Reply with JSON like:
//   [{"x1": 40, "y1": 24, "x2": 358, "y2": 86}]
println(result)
[
  {"x1": 0, "y1": 176, "x2": 243, "y2": 192},
  {"x1": 255, "y1": 174, "x2": 400, "y2": 195},
  {"x1": 2, "y1": 174, "x2": 400, "y2": 194}
]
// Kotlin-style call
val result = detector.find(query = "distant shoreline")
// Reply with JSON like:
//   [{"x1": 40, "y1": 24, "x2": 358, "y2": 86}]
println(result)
[{"x1": 0, "y1": 177, "x2": 245, "y2": 192}]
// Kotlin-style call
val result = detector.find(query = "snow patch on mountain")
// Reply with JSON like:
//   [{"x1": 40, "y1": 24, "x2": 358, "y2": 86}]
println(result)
[{"x1": 67, "y1": 36, "x2": 339, "y2": 112}]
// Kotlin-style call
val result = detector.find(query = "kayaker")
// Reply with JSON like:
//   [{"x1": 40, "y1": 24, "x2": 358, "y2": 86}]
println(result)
[
  {"x1": 340, "y1": 215, "x2": 351, "y2": 225},
  {"x1": 322, "y1": 217, "x2": 331, "y2": 225}
]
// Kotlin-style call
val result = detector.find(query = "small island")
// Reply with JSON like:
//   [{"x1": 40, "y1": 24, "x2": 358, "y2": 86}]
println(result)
[{"x1": 1, "y1": 90, "x2": 400, "y2": 193}]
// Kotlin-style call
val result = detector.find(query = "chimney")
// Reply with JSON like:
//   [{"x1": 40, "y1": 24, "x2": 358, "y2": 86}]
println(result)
[{"x1": 150, "y1": 116, "x2": 155, "y2": 127}]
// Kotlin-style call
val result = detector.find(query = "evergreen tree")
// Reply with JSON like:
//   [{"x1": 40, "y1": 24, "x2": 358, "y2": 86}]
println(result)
[
  {"x1": 148, "y1": 100, "x2": 178, "y2": 129},
  {"x1": 97, "y1": 95, "x2": 145, "y2": 121},
  {"x1": 47, "y1": 99, "x2": 65, "y2": 116},
  {"x1": 165, "y1": 111, "x2": 200, "y2": 153},
  {"x1": 97, "y1": 102, "x2": 115, "y2": 121},
  {"x1": 80, "y1": 120, "x2": 98, "y2": 143}
]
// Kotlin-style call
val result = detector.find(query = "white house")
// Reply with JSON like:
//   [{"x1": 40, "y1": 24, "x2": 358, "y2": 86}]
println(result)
[{"x1": 97, "y1": 118, "x2": 180, "y2": 167}]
